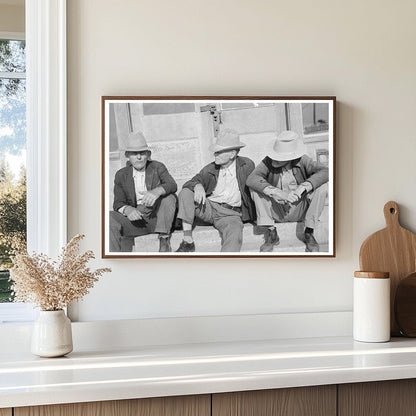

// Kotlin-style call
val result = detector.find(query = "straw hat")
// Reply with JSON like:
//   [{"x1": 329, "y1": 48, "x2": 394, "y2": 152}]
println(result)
[
  {"x1": 124, "y1": 131, "x2": 150, "y2": 152},
  {"x1": 268, "y1": 130, "x2": 306, "y2": 161},
  {"x1": 209, "y1": 129, "x2": 246, "y2": 153}
]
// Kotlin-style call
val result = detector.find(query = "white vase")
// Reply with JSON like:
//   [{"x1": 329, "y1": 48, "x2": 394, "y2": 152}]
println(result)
[{"x1": 31, "y1": 310, "x2": 73, "y2": 357}]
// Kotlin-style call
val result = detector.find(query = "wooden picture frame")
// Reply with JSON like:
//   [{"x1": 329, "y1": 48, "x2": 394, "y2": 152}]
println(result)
[{"x1": 102, "y1": 96, "x2": 336, "y2": 258}]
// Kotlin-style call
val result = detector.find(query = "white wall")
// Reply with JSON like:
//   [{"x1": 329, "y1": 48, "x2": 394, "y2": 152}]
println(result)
[
  {"x1": 0, "y1": 3, "x2": 24, "y2": 33},
  {"x1": 67, "y1": 0, "x2": 416, "y2": 322}
]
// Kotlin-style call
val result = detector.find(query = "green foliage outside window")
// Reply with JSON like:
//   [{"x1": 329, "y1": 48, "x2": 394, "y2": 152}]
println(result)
[
  {"x1": 0, "y1": 270, "x2": 12, "y2": 302},
  {"x1": 0, "y1": 162, "x2": 26, "y2": 302}
]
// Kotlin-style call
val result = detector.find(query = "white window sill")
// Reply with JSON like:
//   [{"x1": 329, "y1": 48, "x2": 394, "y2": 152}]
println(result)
[{"x1": 0, "y1": 303, "x2": 36, "y2": 324}]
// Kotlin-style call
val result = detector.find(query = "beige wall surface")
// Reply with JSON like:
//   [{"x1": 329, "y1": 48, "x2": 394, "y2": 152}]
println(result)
[
  {"x1": 0, "y1": 4, "x2": 24, "y2": 33},
  {"x1": 67, "y1": 0, "x2": 416, "y2": 321}
]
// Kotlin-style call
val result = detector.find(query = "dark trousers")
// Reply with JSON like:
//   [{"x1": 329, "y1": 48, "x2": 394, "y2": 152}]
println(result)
[
  {"x1": 177, "y1": 188, "x2": 243, "y2": 252},
  {"x1": 110, "y1": 194, "x2": 177, "y2": 252}
]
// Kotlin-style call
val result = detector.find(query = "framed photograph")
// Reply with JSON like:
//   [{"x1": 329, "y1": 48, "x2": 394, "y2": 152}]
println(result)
[{"x1": 102, "y1": 96, "x2": 336, "y2": 258}]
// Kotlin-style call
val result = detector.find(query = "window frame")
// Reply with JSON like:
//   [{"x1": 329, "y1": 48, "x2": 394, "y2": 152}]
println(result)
[{"x1": 0, "y1": 0, "x2": 67, "y2": 323}]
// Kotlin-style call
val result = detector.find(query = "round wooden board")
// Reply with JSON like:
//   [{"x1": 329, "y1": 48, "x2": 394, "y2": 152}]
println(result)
[{"x1": 395, "y1": 272, "x2": 416, "y2": 337}]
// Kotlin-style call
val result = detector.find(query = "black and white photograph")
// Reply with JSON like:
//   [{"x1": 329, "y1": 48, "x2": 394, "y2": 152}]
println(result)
[{"x1": 102, "y1": 97, "x2": 335, "y2": 257}]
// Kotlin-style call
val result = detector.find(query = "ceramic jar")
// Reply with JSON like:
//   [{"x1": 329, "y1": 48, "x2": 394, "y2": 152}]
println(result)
[
  {"x1": 31, "y1": 310, "x2": 73, "y2": 357},
  {"x1": 353, "y1": 271, "x2": 390, "y2": 343}
]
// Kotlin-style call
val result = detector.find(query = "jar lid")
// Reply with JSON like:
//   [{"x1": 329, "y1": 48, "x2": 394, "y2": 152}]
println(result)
[{"x1": 354, "y1": 271, "x2": 389, "y2": 279}]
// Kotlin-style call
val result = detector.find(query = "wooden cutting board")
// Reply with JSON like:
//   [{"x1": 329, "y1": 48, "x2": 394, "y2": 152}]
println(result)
[{"x1": 359, "y1": 201, "x2": 416, "y2": 336}]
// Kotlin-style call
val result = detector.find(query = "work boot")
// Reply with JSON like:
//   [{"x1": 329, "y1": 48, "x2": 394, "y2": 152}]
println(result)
[
  {"x1": 260, "y1": 227, "x2": 280, "y2": 252},
  {"x1": 176, "y1": 240, "x2": 195, "y2": 252},
  {"x1": 158, "y1": 235, "x2": 172, "y2": 252},
  {"x1": 304, "y1": 231, "x2": 319, "y2": 252}
]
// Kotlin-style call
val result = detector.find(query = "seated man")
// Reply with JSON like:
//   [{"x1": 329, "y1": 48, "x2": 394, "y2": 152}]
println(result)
[
  {"x1": 110, "y1": 131, "x2": 177, "y2": 252},
  {"x1": 175, "y1": 129, "x2": 255, "y2": 253},
  {"x1": 246, "y1": 130, "x2": 328, "y2": 252}
]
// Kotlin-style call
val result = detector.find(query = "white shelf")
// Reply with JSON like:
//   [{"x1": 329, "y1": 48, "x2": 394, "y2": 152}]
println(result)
[{"x1": 2, "y1": 335, "x2": 416, "y2": 408}]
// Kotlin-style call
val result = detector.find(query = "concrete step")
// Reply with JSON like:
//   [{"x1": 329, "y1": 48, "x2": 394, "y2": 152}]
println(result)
[{"x1": 134, "y1": 205, "x2": 329, "y2": 253}]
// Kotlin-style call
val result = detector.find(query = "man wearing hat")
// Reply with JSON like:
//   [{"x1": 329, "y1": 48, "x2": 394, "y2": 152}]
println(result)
[
  {"x1": 175, "y1": 128, "x2": 255, "y2": 252},
  {"x1": 246, "y1": 130, "x2": 328, "y2": 252},
  {"x1": 110, "y1": 131, "x2": 177, "y2": 252}
]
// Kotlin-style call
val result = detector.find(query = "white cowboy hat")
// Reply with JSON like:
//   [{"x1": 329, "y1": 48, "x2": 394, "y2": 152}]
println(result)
[
  {"x1": 125, "y1": 131, "x2": 150, "y2": 152},
  {"x1": 209, "y1": 129, "x2": 246, "y2": 153},
  {"x1": 268, "y1": 130, "x2": 306, "y2": 161}
]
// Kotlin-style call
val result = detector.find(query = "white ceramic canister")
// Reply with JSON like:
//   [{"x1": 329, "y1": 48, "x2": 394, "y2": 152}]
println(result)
[{"x1": 353, "y1": 271, "x2": 390, "y2": 343}]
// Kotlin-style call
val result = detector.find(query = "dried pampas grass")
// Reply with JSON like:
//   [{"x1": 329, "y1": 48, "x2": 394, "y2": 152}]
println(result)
[{"x1": 10, "y1": 234, "x2": 111, "y2": 311}]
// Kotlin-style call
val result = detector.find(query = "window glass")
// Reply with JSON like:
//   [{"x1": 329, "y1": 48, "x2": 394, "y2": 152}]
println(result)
[
  {"x1": 143, "y1": 103, "x2": 195, "y2": 115},
  {"x1": 0, "y1": 39, "x2": 26, "y2": 303},
  {"x1": 220, "y1": 102, "x2": 274, "y2": 110},
  {"x1": 302, "y1": 103, "x2": 329, "y2": 134},
  {"x1": 0, "y1": 39, "x2": 25, "y2": 72}
]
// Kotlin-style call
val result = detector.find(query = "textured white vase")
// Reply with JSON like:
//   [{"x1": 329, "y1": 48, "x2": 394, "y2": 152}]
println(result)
[{"x1": 31, "y1": 310, "x2": 73, "y2": 357}]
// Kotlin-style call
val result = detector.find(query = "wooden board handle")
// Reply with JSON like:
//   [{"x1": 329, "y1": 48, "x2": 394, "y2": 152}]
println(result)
[{"x1": 384, "y1": 201, "x2": 400, "y2": 228}]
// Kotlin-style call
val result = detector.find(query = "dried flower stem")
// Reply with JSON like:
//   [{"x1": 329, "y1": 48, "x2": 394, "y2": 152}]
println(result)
[{"x1": 10, "y1": 234, "x2": 111, "y2": 310}]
